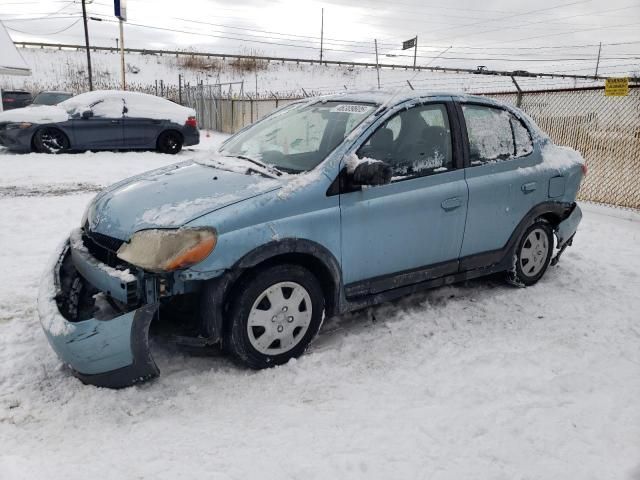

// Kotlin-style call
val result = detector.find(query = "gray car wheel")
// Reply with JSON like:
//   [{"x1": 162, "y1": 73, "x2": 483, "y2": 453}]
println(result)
[
  {"x1": 33, "y1": 127, "x2": 70, "y2": 154},
  {"x1": 157, "y1": 131, "x2": 183, "y2": 154}
]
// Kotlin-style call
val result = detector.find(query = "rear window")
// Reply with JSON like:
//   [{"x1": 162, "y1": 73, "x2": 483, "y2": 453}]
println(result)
[
  {"x1": 462, "y1": 104, "x2": 533, "y2": 165},
  {"x1": 32, "y1": 92, "x2": 72, "y2": 105}
]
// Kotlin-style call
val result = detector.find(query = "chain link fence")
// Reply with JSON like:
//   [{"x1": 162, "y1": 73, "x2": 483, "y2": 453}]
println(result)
[
  {"x1": 486, "y1": 86, "x2": 640, "y2": 209},
  {"x1": 184, "y1": 85, "x2": 640, "y2": 210}
]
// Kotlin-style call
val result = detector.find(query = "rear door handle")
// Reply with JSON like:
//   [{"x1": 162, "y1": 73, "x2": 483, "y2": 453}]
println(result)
[
  {"x1": 441, "y1": 197, "x2": 463, "y2": 211},
  {"x1": 521, "y1": 182, "x2": 537, "y2": 193},
  {"x1": 111, "y1": 120, "x2": 120, "y2": 124}
]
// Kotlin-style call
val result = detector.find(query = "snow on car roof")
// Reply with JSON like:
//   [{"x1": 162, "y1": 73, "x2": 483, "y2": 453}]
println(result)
[
  {"x1": 59, "y1": 90, "x2": 196, "y2": 123},
  {"x1": 316, "y1": 89, "x2": 491, "y2": 107}
]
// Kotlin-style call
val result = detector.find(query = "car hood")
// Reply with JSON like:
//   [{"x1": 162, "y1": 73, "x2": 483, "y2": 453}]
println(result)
[
  {"x1": 0, "y1": 105, "x2": 69, "y2": 124},
  {"x1": 87, "y1": 161, "x2": 282, "y2": 240}
]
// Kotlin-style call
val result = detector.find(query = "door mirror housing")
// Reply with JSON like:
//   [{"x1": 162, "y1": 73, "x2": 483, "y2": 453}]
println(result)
[
  {"x1": 81, "y1": 110, "x2": 93, "y2": 119},
  {"x1": 351, "y1": 159, "x2": 392, "y2": 186}
]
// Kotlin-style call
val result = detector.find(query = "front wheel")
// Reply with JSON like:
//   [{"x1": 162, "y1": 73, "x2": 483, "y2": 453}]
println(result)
[
  {"x1": 157, "y1": 131, "x2": 183, "y2": 154},
  {"x1": 33, "y1": 127, "x2": 70, "y2": 153},
  {"x1": 507, "y1": 221, "x2": 554, "y2": 287},
  {"x1": 224, "y1": 264, "x2": 325, "y2": 369}
]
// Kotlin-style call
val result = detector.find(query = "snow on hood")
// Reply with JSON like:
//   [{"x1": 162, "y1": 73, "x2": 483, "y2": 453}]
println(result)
[
  {"x1": 0, "y1": 105, "x2": 68, "y2": 124},
  {"x1": 87, "y1": 161, "x2": 281, "y2": 239}
]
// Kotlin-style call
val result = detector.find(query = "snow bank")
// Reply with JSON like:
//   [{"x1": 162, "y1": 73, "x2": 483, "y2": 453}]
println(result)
[{"x1": 2, "y1": 136, "x2": 640, "y2": 480}]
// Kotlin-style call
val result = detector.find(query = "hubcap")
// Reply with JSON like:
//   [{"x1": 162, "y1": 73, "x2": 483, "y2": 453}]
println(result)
[
  {"x1": 247, "y1": 281, "x2": 312, "y2": 355},
  {"x1": 519, "y1": 228, "x2": 549, "y2": 277}
]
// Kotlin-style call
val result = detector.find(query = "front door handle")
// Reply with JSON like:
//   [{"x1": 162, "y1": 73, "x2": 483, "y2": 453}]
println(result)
[
  {"x1": 441, "y1": 197, "x2": 463, "y2": 211},
  {"x1": 521, "y1": 182, "x2": 537, "y2": 193},
  {"x1": 111, "y1": 120, "x2": 120, "y2": 124}
]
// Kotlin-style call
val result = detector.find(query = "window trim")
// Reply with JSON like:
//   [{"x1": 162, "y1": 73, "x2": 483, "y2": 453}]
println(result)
[
  {"x1": 353, "y1": 100, "x2": 461, "y2": 184},
  {"x1": 455, "y1": 101, "x2": 534, "y2": 168}
]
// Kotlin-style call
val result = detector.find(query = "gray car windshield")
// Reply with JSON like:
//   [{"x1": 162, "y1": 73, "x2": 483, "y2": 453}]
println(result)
[{"x1": 218, "y1": 101, "x2": 376, "y2": 173}]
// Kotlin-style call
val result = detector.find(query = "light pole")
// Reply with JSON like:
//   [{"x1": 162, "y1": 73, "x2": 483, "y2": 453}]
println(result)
[{"x1": 81, "y1": 0, "x2": 93, "y2": 90}]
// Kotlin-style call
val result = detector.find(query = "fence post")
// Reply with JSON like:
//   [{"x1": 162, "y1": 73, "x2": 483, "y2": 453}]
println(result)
[
  {"x1": 511, "y1": 76, "x2": 523, "y2": 108},
  {"x1": 178, "y1": 74, "x2": 182, "y2": 105}
]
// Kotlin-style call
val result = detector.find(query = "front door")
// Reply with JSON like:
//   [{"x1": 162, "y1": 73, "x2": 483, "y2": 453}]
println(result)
[
  {"x1": 339, "y1": 101, "x2": 468, "y2": 295},
  {"x1": 72, "y1": 96, "x2": 125, "y2": 149}
]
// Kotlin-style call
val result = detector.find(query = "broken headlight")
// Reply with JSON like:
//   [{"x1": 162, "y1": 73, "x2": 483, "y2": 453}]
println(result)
[{"x1": 116, "y1": 228, "x2": 217, "y2": 272}]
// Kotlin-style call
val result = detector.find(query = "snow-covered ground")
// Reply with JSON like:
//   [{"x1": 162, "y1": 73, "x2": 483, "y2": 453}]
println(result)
[
  {"x1": 0, "y1": 47, "x2": 600, "y2": 98},
  {"x1": 0, "y1": 136, "x2": 639, "y2": 479}
]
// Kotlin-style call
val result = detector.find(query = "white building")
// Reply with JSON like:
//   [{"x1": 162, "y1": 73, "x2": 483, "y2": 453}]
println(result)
[{"x1": 0, "y1": 20, "x2": 31, "y2": 112}]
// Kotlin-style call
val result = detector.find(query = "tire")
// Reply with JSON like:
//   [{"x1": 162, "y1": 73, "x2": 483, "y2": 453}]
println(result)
[
  {"x1": 223, "y1": 264, "x2": 325, "y2": 369},
  {"x1": 33, "y1": 127, "x2": 70, "y2": 154},
  {"x1": 507, "y1": 220, "x2": 554, "y2": 287},
  {"x1": 157, "y1": 131, "x2": 183, "y2": 154}
]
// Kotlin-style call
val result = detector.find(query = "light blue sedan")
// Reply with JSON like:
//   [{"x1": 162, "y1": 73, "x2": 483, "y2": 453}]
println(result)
[{"x1": 38, "y1": 90, "x2": 585, "y2": 388}]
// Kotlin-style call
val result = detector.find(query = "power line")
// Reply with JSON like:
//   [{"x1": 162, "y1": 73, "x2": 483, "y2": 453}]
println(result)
[{"x1": 4, "y1": 17, "x2": 81, "y2": 35}]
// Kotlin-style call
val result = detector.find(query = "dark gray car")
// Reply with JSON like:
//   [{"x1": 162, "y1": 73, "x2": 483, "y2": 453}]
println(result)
[{"x1": 0, "y1": 90, "x2": 199, "y2": 154}]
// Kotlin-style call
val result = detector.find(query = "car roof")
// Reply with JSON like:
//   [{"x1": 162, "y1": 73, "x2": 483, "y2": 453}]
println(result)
[{"x1": 316, "y1": 89, "x2": 499, "y2": 109}]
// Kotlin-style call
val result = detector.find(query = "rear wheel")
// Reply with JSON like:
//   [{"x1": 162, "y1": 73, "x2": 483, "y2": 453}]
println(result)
[
  {"x1": 33, "y1": 127, "x2": 70, "y2": 153},
  {"x1": 157, "y1": 131, "x2": 183, "y2": 154},
  {"x1": 507, "y1": 221, "x2": 553, "y2": 286},
  {"x1": 223, "y1": 264, "x2": 325, "y2": 369}
]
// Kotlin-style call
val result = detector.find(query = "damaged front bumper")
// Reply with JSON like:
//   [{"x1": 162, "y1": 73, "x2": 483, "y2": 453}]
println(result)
[
  {"x1": 38, "y1": 231, "x2": 159, "y2": 388},
  {"x1": 552, "y1": 203, "x2": 583, "y2": 265}
]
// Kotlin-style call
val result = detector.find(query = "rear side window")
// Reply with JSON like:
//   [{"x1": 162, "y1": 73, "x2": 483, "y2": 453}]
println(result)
[{"x1": 462, "y1": 104, "x2": 532, "y2": 165}]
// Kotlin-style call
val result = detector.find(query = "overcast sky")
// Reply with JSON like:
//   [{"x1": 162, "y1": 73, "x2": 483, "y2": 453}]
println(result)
[{"x1": 1, "y1": 0, "x2": 639, "y2": 76}]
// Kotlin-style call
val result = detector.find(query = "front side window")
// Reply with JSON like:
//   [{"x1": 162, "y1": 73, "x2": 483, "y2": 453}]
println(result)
[
  {"x1": 357, "y1": 103, "x2": 453, "y2": 179},
  {"x1": 91, "y1": 97, "x2": 126, "y2": 118},
  {"x1": 462, "y1": 104, "x2": 533, "y2": 165},
  {"x1": 219, "y1": 101, "x2": 375, "y2": 173}
]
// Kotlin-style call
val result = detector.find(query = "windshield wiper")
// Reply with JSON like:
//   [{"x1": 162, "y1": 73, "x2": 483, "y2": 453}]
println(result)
[{"x1": 233, "y1": 155, "x2": 284, "y2": 177}]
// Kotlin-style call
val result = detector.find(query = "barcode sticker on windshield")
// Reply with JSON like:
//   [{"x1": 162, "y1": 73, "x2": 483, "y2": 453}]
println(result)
[{"x1": 331, "y1": 104, "x2": 372, "y2": 114}]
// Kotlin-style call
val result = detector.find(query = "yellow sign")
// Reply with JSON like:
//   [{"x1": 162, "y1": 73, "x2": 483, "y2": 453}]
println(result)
[{"x1": 605, "y1": 77, "x2": 629, "y2": 96}]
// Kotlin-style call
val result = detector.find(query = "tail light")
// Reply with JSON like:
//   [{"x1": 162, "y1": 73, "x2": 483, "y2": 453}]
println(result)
[
  {"x1": 185, "y1": 116, "x2": 197, "y2": 128},
  {"x1": 4, "y1": 98, "x2": 14, "y2": 103},
  {"x1": 581, "y1": 163, "x2": 588, "y2": 176}
]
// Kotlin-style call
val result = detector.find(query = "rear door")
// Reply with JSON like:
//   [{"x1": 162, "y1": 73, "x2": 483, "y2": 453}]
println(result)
[
  {"x1": 457, "y1": 101, "x2": 546, "y2": 264},
  {"x1": 72, "y1": 96, "x2": 125, "y2": 149},
  {"x1": 122, "y1": 95, "x2": 174, "y2": 148},
  {"x1": 339, "y1": 100, "x2": 468, "y2": 294}
]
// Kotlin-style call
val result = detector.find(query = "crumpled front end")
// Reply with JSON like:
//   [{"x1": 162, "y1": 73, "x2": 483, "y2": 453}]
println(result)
[{"x1": 38, "y1": 231, "x2": 159, "y2": 388}]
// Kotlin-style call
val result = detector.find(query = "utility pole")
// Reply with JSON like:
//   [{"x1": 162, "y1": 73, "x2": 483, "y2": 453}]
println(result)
[
  {"x1": 413, "y1": 35, "x2": 418, "y2": 71},
  {"x1": 320, "y1": 8, "x2": 324, "y2": 64},
  {"x1": 81, "y1": 0, "x2": 93, "y2": 90},
  {"x1": 119, "y1": 17, "x2": 126, "y2": 89},
  {"x1": 374, "y1": 39, "x2": 380, "y2": 89},
  {"x1": 595, "y1": 41, "x2": 602, "y2": 77}
]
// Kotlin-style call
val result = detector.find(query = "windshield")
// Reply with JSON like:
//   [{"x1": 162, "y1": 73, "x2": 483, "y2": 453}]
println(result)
[
  {"x1": 33, "y1": 92, "x2": 72, "y2": 105},
  {"x1": 219, "y1": 101, "x2": 376, "y2": 173}
]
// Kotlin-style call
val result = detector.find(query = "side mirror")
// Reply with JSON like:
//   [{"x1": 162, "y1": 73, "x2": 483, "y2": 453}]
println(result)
[
  {"x1": 81, "y1": 110, "x2": 93, "y2": 119},
  {"x1": 351, "y1": 159, "x2": 392, "y2": 186}
]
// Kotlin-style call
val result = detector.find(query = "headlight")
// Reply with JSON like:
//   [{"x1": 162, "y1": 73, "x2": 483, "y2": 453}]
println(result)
[
  {"x1": 116, "y1": 228, "x2": 217, "y2": 272},
  {"x1": 7, "y1": 122, "x2": 33, "y2": 130}
]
